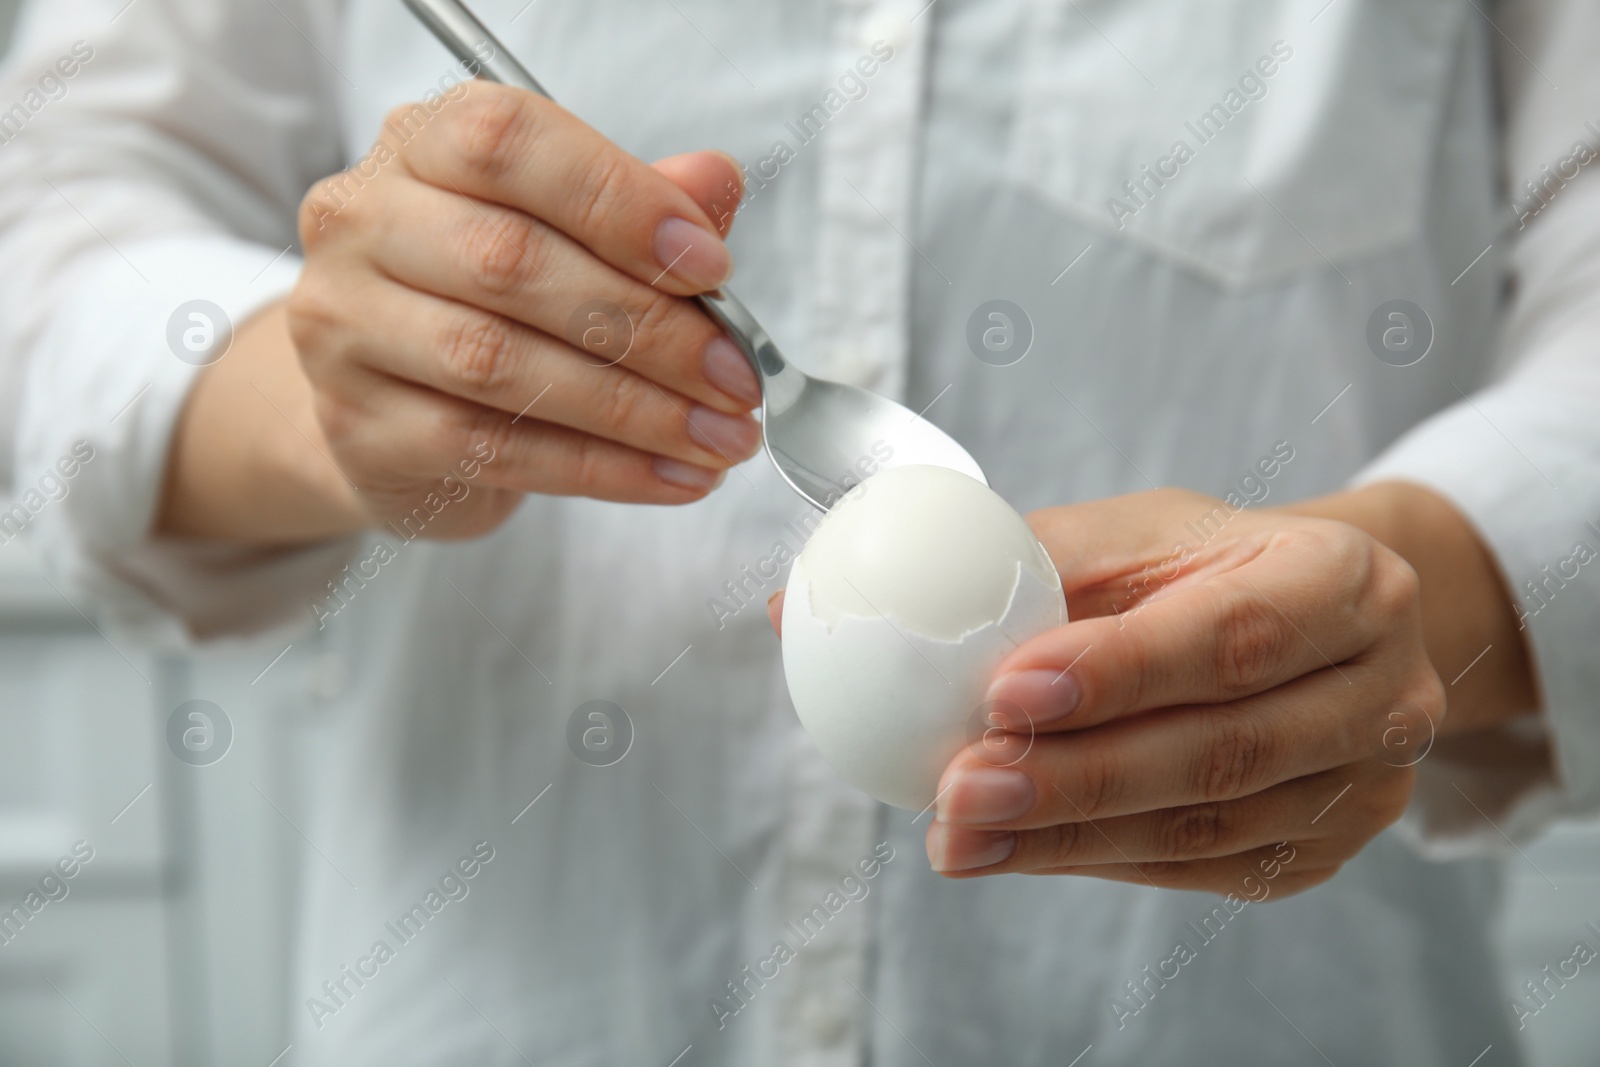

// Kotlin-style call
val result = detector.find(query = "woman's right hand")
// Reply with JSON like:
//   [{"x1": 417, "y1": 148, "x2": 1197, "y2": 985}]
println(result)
[
  {"x1": 213, "y1": 81, "x2": 758, "y2": 542},
  {"x1": 161, "y1": 82, "x2": 758, "y2": 544}
]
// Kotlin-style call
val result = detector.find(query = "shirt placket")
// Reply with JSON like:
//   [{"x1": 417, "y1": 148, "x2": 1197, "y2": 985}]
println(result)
[
  {"x1": 775, "y1": 3, "x2": 929, "y2": 1065},
  {"x1": 808, "y1": 0, "x2": 928, "y2": 402}
]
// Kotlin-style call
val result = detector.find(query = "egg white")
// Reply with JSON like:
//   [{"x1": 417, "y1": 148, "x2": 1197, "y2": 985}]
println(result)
[{"x1": 780, "y1": 466, "x2": 1068, "y2": 810}]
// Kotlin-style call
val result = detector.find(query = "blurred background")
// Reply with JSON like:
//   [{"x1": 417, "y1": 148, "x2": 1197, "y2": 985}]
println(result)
[{"x1": 0, "y1": 1, "x2": 1596, "y2": 1063}]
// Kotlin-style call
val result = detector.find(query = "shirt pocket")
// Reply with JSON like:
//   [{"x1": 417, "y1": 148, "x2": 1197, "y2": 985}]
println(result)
[{"x1": 1010, "y1": 0, "x2": 1466, "y2": 288}]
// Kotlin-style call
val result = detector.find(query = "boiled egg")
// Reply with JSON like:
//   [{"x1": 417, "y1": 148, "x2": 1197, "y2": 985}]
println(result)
[{"x1": 781, "y1": 464, "x2": 1067, "y2": 809}]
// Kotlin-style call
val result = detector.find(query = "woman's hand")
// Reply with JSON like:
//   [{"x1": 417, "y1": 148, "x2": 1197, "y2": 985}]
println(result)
[
  {"x1": 162, "y1": 82, "x2": 758, "y2": 543},
  {"x1": 922, "y1": 484, "x2": 1534, "y2": 897}
]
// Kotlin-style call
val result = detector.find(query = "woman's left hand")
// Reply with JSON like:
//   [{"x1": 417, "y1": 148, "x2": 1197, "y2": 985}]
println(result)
[{"x1": 925, "y1": 488, "x2": 1446, "y2": 898}]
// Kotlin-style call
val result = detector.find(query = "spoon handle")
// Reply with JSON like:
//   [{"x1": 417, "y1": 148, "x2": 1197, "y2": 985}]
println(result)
[{"x1": 401, "y1": 0, "x2": 795, "y2": 403}]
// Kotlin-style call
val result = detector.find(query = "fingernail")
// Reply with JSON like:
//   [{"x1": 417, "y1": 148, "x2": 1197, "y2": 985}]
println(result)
[
  {"x1": 986, "y1": 668, "x2": 1082, "y2": 728},
  {"x1": 702, "y1": 336, "x2": 761, "y2": 406},
  {"x1": 688, "y1": 404, "x2": 761, "y2": 460},
  {"x1": 653, "y1": 217, "x2": 733, "y2": 289},
  {"x1": 927, "y1": 826, "x2": 1016, "y2": 873},
  {"x1": 653, "y1": 456, "x2": 722, "y2": 490},
  {"x1": 939, "y1": 768, "x2": 1036, "y2": 825}
]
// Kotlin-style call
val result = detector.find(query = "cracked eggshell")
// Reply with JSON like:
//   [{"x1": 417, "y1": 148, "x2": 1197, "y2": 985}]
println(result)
[{"x1": 780, "y1": 465, "x2": 1068, "y2": 810}]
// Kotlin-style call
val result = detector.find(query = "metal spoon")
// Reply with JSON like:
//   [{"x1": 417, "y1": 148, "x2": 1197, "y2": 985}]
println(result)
[{"x1": 403, "y1": 0, "x2": 988, "y2": 510}]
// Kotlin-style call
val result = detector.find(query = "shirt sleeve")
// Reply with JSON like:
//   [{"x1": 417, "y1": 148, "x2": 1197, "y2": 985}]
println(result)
[
  {"x1": 0, "y1": 0, "x2": 359, "y2": 643},
  {"x1": 1355, "y1": 0, "x2": 1600, "y2": 854}
]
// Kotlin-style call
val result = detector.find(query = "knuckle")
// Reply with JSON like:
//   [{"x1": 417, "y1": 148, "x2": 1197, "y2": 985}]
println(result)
[
  {"x1": 567, "y1": 149, "x2": 632, "y2": 237},
  {"x1": 1416, "y1": 671, "x2": 1448, "y2": 730},
  {"x1": 1160, "y1": 803, "x2": 1229, "y2": 859},
  {"x1": 1288, "y1": 521, "x2": 1372, "y2": 628},
  {"x1": 629, "y1": 287, "x2": 685, "y2": 351},
  {"x1": 1367, "y1": 550, "x2": 1422, "y2": 621},
  {"x1": 568, "y1": 430, "x2": 611, "y2": 492},
  {"x1": 1427, "y1": 675, "x2": 1452, "y2": 735},
  {"x1": 462, "y1": 211, "x2": 547, "y2": 296},
  {"x1": 454, "y1": 90, "x2": 533, "y2": 181},
  {"x1": 1332, "y1": 527, "x2": 1373, "y2": 584},
  {"x1": 1198, "y1": 713, "x2": 1273, "y2": 801},
  {"x1": 1298, "y1": 519, "x2": 1364, "y2": 570},
  {"x1": 1040, "y1": 820, "x2": 1090, "y2": 866},
  {"x1": 296, "y1": 192, "x2": 326, "y2": 247},
  {"x1": 381, "y1": 100, "x2": 435, "y2": 143},
  {"x1": 285, "y1": 281, "x2": 342, "y2": 364},
  {"x1": 1211, "y1": 587, "x2": 1294, "y2": 695},
  {"x1": 1063, "y1": 747, "x2": 1124, "y2": 820},
  {"x1": 1107, "y1": 623, "x2": 1156, "y2": 710},
  {"x1": 458, "y1": 406, "x2": 516, "y2": 470},
  {"x1": 592, "y1": 367, "x2": 646, "y2": 434},
  {"x1": 440, "y1": 312, "x2": 519, "y2": 393},
  {"x1": 299, "y1": 175, "x2": 359, "y2": 245}
]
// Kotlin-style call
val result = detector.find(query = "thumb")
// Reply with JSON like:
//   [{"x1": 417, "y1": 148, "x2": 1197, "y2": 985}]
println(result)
[
  {"x1": 1028, "y1": 487, "x2": 1244, "y2": 620},
  {"x1": 652, "y1": 150, "x2": 744, "y2": 238}
]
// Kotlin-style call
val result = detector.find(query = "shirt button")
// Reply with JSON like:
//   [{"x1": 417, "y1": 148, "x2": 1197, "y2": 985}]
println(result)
[
  {"x1": 800, "y1": 996, "x2": 850, "y2": 1045},
  {"x1": 860, "y1": 9, "x2": 911, "y2": 55}
]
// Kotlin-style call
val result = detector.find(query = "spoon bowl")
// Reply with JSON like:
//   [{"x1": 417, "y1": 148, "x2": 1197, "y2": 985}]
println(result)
[{"x1": 767, "y1": 375, "x2": 988, "y2": 508}]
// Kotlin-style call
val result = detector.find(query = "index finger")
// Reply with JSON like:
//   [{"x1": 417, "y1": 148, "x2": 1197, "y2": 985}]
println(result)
[
  {"x1": 393, "y1": 84, "x2": 733, "y2": 295},
  {"x1": 986, "y1": 525, "x2": 1391, "y2": 731}
]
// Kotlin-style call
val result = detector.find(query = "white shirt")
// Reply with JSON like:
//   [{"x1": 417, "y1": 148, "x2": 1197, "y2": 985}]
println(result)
[{"x1": 3, "y1": 0, "x2": 1599, "y2": 1063}]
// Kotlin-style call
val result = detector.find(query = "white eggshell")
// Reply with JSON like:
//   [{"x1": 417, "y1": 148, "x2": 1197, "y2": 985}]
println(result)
[{"x1": 781, "y1": 465, "x2": 1068, "y2": 810}]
